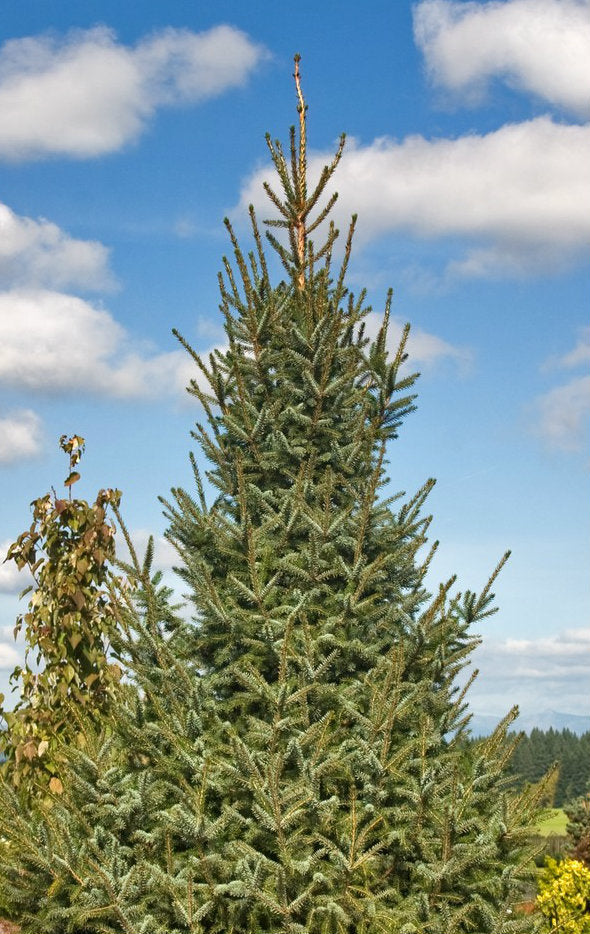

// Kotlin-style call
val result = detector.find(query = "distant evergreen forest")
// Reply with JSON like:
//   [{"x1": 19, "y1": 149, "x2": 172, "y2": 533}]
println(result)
[{"x1": 507, "y1": 728, "x2": 590, "y2": 807}]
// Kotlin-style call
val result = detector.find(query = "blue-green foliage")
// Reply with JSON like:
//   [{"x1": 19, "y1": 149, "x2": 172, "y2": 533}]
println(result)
[{"x1": 0, "y1": 66, "x2": 542, "y2": 933}]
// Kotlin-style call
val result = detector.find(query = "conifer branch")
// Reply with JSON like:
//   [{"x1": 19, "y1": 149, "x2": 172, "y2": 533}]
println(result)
[{"x1": 293, "y1": 54, "x2": 307, "y2": 290}]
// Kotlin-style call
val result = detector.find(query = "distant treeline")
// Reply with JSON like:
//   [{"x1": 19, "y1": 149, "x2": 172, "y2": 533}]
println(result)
[{"x1": 507, "y1": 728, "x2": 590, "y2": 807}]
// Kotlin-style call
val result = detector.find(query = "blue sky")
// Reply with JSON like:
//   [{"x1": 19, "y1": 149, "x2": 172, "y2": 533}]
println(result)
[{"x1": 0, "y1": 0, "x2": 588, "y2": 719}]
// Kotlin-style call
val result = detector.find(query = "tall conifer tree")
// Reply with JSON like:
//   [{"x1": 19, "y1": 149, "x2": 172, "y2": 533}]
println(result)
[{"x1": 0, "y1": 59, "x2": 541, "y2": 934}]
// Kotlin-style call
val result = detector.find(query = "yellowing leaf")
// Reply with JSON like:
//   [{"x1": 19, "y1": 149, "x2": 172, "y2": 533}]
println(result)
[
  {"x1": 49, "y1": 776, "x2": 64, "y2": 795},
  {"x1": 47, "y1": 877, "x2": 63, "y2": 897}
]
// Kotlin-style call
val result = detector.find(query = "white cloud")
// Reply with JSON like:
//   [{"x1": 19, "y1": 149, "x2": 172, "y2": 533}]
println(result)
[
  {"x1": 117, "y1": 529, "x2": 179, "y2": 572},
  {"x1": 0, "y1": 539, "x2": 34, "y2": 594},
  {"x1": 479, "y1": 626, "x2": 590, "y2": 677},
  {"x1": 194, "y1": 316, "x2": 227, "y2": 343},
  {"x1": 238, "y1": 117, "x2": 590, "y2": 278},
  {"x1": 0, "y1": 25, "x2": 267, "y2": 160},
  {"x1": 532, "y1": 330, "x2": 590, "y2": 450},
  {"x1": 533, "y1": 374, "x2": 590, "y2": 451},
  {"x1": 466, "y1": 625, "x2": 590, "y2": 712},
  {"x1": 0, "y1": 642, "x2": 20, "y2": 669},
  {"x1": 0, "y1": 204, "x2": 208, "y2": 466},
  {"x1": 363, "y1": 311, "x2": 469, "y2": 368},
  {"x1": 445, "y1": 241, "x2": 582, "y2": 281},
  {"x1": 173, "y1": 217, "x2": 198, "y2": 239},
  {"x1": 0, "y1": 289, "x2": 205, "y2": 399},
  {"x1": 553, "y1": 327, "x2": 590, "y2": 370},
  {"x1": 0, "y1": 202, "x2": 216, "y2": 408},
  {"x1": 414, "y1": 0, "x2": 590, "y2": 118},
  {"x1": 0, "y1": 409, "x2": 42, "y2": 464},
  {"x1": 0, "y1": 202, "x2": 114, "y2": 290}
]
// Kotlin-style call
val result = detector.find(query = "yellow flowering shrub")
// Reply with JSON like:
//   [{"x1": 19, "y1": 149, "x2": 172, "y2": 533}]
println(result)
[{"x1": 537, "y1": 857, "x2": 590, "y2": 933}]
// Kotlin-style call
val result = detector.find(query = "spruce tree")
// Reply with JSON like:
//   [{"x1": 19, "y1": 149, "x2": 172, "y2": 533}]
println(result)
[
  {"x1": 0, "y1": 58, "x2": 541, "y2": 934},
  {"x1": 566, "y1": 792, "x2": 590, "y2": 867},
  {"x1": 161, "y1": 61, "x2": 529, "y2": 931}
]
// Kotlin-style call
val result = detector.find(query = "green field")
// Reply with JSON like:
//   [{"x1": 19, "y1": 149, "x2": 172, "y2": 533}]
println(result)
[{"x1": 534, "y1": 809, "x2": 568, "y2": 836}]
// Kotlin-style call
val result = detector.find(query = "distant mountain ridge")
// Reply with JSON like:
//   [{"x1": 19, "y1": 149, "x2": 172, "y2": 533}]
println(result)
[{"x1": 469, "y1": 708, "x2": 590, "y2": 738}]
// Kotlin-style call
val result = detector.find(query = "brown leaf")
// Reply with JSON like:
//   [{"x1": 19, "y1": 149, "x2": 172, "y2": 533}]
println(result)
[
  {"x1": 71, "y1": 590, "x2": 85, "y2": 610},
  {"x1": 49, "y1": 776, "x2": 64, "y2": 795},
  {"x1": 0, "y1": 918, "x2": 22, "y2": 933},
  {"x1": 109, "y1": 663, "x2": 122, "y2": 682},
  {"x1": 22, "y1": 740, "x2": 37, "y2": 761}
]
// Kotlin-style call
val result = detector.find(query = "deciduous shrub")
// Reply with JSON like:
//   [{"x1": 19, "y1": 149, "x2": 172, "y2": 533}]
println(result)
[
  {"x1": 0, "y1": 435, "x2": 122, "y2": 796},
  {"x1": 537, "y1": 857, "x2": 590, "y2": 932}
]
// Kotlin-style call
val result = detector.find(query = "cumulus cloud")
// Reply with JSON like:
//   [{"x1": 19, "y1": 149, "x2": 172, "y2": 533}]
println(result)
[
  {"x1": 0, "y1": 409, "x2": 42, "y2": 464},
  {"x1": 0, "y1": 24, "x2": 267, "y2": 160},
  {"x1": 0, "y1": 283, "x2": 459, "y2": 400},
  {"x1": 237, "y1": 117, "x2": 590, "y2": 278},
  {"x1": 414, "y1": 0, "x2": 590, "y2": 118},
  {"x1": 0, "y1": 289, "x2": 204, "y2": 399},
  {"x1": 239, "y1": 2, "x2": 590, "y2": 280},
  {"x1": 0, "y1": 203, "x2": 208, "y2": 467},
  {"x1": 0, "y1": 539, "x2": 34, "y2": 594},
  {"x1": 0, "y1": 202, "x2": 114, "y2": 290}
]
